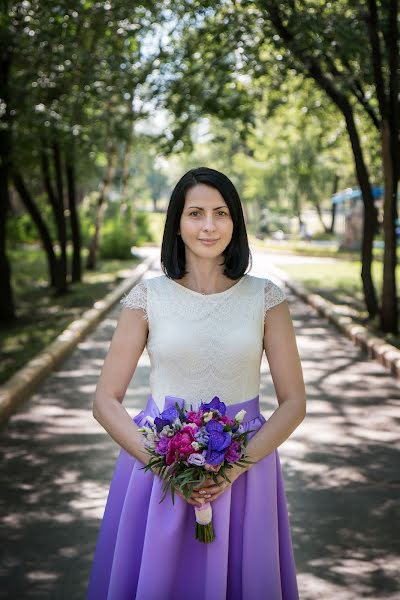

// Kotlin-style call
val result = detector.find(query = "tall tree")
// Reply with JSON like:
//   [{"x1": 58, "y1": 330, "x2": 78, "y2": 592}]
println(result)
[{"x1": 162, "y1": 0, "x2": 398, "y2": 331}]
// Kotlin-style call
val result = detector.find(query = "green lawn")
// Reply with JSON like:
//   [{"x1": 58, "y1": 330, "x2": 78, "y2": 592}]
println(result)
[
  {"x1": 0, "y1": 246, "x2": 142, "y2": 384},
  {"x1": 250, "y1": 236, "x2": 384, "y2": 261},
  {"x1": 274, "y1": 258, "x2": 400, "y2": 349}
]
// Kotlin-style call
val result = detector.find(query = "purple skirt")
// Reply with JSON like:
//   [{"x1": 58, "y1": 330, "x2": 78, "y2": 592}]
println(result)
[{"x1": 86, "y1": 394, "x2": 299, "y2": 600}]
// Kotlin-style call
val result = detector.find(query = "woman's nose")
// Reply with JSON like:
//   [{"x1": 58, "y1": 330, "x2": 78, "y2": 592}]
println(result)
[{"x1": 203, "y1": 217, "x2": 217, "y2": 230}]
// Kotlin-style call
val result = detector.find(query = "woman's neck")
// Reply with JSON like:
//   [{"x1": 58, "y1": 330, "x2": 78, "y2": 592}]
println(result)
[{"x1": 178, "y1": 269, "x2": 233, "y2": 295}]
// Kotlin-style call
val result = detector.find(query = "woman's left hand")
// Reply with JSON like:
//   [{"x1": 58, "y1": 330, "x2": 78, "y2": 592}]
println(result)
[{"x1": 191, "y1": 464, "x2": 245, "y2": 503}]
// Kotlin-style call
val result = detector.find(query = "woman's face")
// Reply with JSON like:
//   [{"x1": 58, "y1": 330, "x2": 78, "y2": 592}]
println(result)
[{"x1": 179, "y1": 184, "x2": 234, "y2": 261}]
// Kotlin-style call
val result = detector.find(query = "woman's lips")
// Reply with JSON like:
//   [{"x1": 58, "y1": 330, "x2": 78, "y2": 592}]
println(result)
[{"x1": 199, "y1": 239, "x2": 219, "y2": 245}]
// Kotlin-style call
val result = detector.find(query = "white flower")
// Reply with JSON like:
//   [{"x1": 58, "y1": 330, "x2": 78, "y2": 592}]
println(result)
[
  {"x1": 202, "y1": 411, "x2": 213, "y2": 423},
  {"x1": 146, "y1": 432, "x2": 156, "y2": 444},
  {"x1": 145, "y1": 416, "x2": 155, "y2": 426},
  {"x1": 137, "y1": 426, "x2": 153, "y2": 434},
  {"x1": 234, "y1": 409, "x2": 246, "y2": 423},
  {"x1": 185, "y1": 422, "x2": 198, "y2": 429},
  {"x1": 187, "y1": 453, "x2": 206, "y2": 466},
  {"x1": 172, "y1": 417, "x2": 182, "y2": 428},
  {"x1": 191, "y1": 441, "x2": 200, "y2": 450},
  {"x1": 161, "y1": 425, "x2": 175, "y2": 437}
]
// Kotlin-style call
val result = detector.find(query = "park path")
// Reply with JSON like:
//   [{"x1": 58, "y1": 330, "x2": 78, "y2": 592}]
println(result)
[{"x1": 0, "y1": 246, "x2": 399, "y2": 599}]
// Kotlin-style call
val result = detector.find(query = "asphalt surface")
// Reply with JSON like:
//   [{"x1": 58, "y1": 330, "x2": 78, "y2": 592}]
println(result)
[{"x1": 0, "y1": 246, "x2": 399, "y2": 599}]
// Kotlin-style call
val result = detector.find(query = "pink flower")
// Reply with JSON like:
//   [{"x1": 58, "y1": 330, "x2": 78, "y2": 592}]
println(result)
[
  {"x1": 220, "y1": 415, "x2": 235, "y2": 426},
  {"x1": 225, "y1": 440, "x2": 241, "y2": 463},
  {"x1": 181, "y1": 424, "x2": 199, "y2": 435},
  {"x1": 166, "y1": 428, "x2": 196, "y2": 465},
  {"x1": 187, "y1": 411, "x2": 203, "y2": 426}
]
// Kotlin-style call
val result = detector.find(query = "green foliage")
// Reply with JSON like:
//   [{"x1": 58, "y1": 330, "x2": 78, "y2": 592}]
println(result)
[
  {"x1": 134, "y1": 211, "x2": 154, "y2": 245},
  {"x1": 7, "y1": 194, "x2": 59, "y2": 247},
  {"x1": 6, "y1": 213, "x2": 39, "y2": 247},
  {"x1": 99, "y1": 206, "x2": 154, "y2": 259},
  {"x1": 99, "y1": 220, "x2": 134, "y2": 260}
]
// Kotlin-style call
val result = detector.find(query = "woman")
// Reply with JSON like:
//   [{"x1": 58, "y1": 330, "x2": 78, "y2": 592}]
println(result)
[{"x1": 87, "y1": 167, "x2": 306, "y2": 599}]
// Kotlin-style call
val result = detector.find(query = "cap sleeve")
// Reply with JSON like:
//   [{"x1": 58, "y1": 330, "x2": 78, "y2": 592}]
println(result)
[
  {"x1": 264, "y1": 278, "x2": 286, "y2": 320},
  {"x1": 120, "y1": 281, "x2": 148, "y2": 321}
]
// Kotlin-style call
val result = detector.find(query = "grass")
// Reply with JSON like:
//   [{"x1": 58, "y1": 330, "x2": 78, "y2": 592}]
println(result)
[
  {"x1": 0, "y1": 245, "x2": 142, "y2": 384},
  {"x1": 271, "y1": 257, "x2": 400, "y2": 350},
  {"x1": 250, "y1": 235, "x2": 385, "y2": 261}
]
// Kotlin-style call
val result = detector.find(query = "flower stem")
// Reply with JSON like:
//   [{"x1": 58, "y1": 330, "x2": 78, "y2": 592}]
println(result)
[{"x1": 195, "y1": 522, "x2": 215, "y2": 543}]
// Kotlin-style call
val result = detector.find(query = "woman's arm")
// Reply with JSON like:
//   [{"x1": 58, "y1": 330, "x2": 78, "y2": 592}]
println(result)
[
  {"x1": 92, "y1": 306, "x2": 151, "y2": 465},
  {"x1": 191, "y1": 299, "x2": 306, "y2": 503},
  {"x1": 244, "y1": 299, "x2": 306, "y2": 466}
]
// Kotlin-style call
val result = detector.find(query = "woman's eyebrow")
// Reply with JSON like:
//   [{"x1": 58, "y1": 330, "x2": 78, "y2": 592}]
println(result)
[{"x1": 187, "y1": 205, "x2": 228, "y2": 210}]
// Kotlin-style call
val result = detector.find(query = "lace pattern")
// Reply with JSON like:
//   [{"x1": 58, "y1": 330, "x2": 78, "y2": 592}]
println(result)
[
  {"x1": 120, "y1": 281, "x2": 148, "y2": 321},
  {"x1": 146, "y1": 274, "x2": 264, "y2": 410},
  {"x1": 264, "y1": 279, "x2": 286, "y2": 319},
  {"x1": 118, "y1": 274, "x2": 287, "y2": 411}
]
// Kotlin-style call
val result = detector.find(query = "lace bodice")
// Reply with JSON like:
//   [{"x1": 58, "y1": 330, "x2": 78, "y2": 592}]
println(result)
[{"x1": 120, "y1": 274, "x2": 286, "y2": 411}]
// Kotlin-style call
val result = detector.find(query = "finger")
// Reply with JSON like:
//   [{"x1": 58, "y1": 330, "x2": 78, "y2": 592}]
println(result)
[
  {"x1": 205, "y1": 481, "x2": 228, "y2": 495},
  {"x1": 193, "y1": 479, "x2": 214, "y2": 491},
  {"x1": 176, "y1": 491, "x2": 204, "y2": 507},
  {"x1": 204, "y1": 490, "x2": 223, "y2": 503}
]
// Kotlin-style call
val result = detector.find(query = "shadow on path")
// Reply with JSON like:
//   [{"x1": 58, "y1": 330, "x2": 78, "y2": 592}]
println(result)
[{"x1": 0, "y1": 253, "x2": 399, "y2": 599}]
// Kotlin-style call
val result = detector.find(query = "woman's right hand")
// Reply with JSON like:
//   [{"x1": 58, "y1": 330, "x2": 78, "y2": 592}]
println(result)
[
  {"x1": 174, "y1": 488, "x2": 205, "y2": 507},
  {"x1": 149, "y1": 465, "x2": 203, "y2": 506}
]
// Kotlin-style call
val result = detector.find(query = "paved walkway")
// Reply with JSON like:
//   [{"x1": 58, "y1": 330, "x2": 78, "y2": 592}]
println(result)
[{"x1": 0, "y1": 247, "x2": 399, "y2": 599}]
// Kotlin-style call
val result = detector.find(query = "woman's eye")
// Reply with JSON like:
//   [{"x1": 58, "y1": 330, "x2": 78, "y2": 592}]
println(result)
[{"x1": 188, "y1": 211, "x2": 228, "y2": 217}]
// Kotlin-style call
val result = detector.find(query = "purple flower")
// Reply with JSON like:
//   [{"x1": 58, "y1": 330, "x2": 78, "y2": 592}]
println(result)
[
  {"x1": 205, "y1": 448, "x2": 226, "y2": 465},
  {"x1": 154, "y1": 405, "x2": 179, "y2": 432},
  {"x1": 155, "y1": 436, "x2": 170, "y2": 455},
  {"x1": 205, "y1": 420, "x2": 224, "y2": 433},
  {"x1": 200, "y1": 396, "x2": 226, "y2": 416},
  {"x1": 194, "y1": 429, "x2": 209, "y2": 445},
  {"x1": 225, "y1": 440, "x2": 241, "y2": 463},
  {"x1": 207, "y1": 430, "x2": 232, "y2": 452}
]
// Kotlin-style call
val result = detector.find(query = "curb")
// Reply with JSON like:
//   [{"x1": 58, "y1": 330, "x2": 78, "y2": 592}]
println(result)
[
  {"x1": 0, "y1": 253, "x2": 157, "y2": 426},
  {"x1": 268, "y1": 263, "x2": 400, "y2": 381}
]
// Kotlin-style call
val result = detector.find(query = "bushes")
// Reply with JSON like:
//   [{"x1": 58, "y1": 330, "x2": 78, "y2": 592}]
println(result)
[
  {"x1": 7, "y1": 193, "x2": 154, "y2": 260},
  {"x1": 99, "y1": 204, "x2": 154, "y2": 259}
]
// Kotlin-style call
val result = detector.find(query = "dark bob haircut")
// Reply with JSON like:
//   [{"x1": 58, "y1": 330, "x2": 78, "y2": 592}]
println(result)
[{"x1": 160, "y1": 167, "x2": 252, "y2": 280}]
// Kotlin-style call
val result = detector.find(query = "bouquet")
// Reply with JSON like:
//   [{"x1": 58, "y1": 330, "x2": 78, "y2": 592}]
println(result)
[{"x1": 137, "y1": 396, "x2": 255, "y2": 543}]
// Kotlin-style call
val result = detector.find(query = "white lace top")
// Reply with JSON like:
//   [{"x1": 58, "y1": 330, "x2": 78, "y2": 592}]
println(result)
[{"x1": 120, "y1": 274, "x2": 286, "y2": 411}]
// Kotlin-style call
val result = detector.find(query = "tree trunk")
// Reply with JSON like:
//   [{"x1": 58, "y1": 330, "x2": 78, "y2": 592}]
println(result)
[
  {"x1": 86, "y1": 146, "x2": 117, "y2": 270},
  {"x1": 380, "y1": 120, "x2": 398, "y2": 332},
  {"x1": 263, "y1": 4, "x2": 379, "y2": 318},
  {"x1": 314, "y1": 199, "x2": 330, "y2": 233},
  {"x1": 65, "y1": 148, "x2": 82, "y2": 283},
  {"x1": 341, "y1": 104, "x2": 379, "y2": 319},
  {"x1": 52, "y1": 140, "x2": 68, "y2": 292},
  {"x1": 329, "y1": 174, "x2": 339, "y2": 234},
  {"x1": 12, "y1": 171, "x2": 60, "y2": 290},
  {"x1": 379, "y1": 0, "x2": 399, "y2": 333},
  {"x1": 121, "y1": 99, "x2": 134, "y2": 198},
  {"x1": 121, "y1": 138, "x2": 132, "y2": 198},
  {"x1": 0, "y1": 50, "x2": 15, "y2": 323}
]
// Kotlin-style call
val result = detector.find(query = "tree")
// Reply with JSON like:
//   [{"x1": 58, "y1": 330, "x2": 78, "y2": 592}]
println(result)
[
  {"x1": 161, "y1": 0, "x2": 398, "y2": 331},
  {"x1": 0, "y1": 0, "x2": 163, "y2": 319}
]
